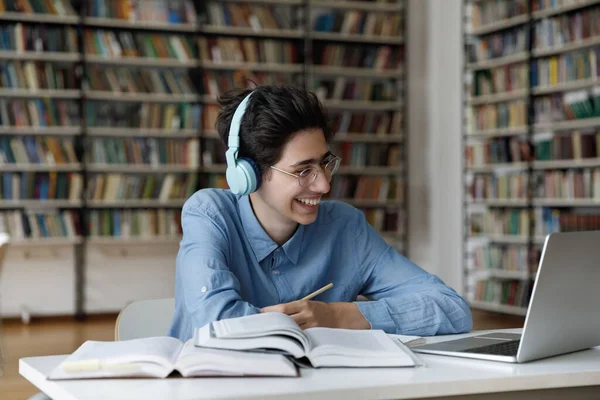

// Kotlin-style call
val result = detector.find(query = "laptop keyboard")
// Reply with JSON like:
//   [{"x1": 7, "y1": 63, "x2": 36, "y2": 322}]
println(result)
[{"x1": 462, "y1": 340, "x2": 520, "y2": 356}]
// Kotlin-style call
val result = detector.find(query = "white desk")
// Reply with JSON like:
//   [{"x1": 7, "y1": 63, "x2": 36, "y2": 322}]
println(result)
[{"x1": 19, "y1": 329, "x2": 600, "y2": 400}]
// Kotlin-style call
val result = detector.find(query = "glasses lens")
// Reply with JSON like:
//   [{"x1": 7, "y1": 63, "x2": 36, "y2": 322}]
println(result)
[
  {"x1": 325, "y1": 157, "x2": 340, "y2": 177},
  {"x1": 298, "y1": 168, "x2": 318, "y2": 187}
]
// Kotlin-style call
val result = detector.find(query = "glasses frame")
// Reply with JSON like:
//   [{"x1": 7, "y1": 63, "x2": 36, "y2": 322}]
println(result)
[{"x1": 270, "y1": 155, "x2": 341, "y2": 188}]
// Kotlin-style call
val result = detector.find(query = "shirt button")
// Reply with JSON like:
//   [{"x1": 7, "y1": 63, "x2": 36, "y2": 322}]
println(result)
[
  {"x1": 272, "y1": 270, "x2": 279, "y2": 275},
  {"x1": 201, "y1": 286, "x2": 207, "y2": 293}
]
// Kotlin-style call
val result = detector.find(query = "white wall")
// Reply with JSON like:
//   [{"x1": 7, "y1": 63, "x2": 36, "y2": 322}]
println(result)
[{"x1": 407, "y1": 0, "x2": 463, "y2": 293}]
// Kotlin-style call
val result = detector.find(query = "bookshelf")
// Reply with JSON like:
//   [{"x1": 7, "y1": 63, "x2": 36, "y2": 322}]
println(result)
[
  {"x1": 462, "y1": 0, "x2": 600, "y2": 315},
  {"x1": 0, "y1": 0, "x2": 407, "y2": 318}
]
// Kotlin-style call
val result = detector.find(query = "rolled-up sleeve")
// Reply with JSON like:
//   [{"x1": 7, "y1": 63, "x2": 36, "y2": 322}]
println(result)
[
  {"x1": 169, "y1": 204, "x2": 260, "y2": 341},
  {"x1": 352, "y1": 213, "x2": 472, "y2": 336}
]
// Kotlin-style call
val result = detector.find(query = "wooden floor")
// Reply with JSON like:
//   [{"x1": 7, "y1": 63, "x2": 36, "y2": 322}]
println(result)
[{"x1": 0, "y1": 309, "x2": 525, "y2": 400}]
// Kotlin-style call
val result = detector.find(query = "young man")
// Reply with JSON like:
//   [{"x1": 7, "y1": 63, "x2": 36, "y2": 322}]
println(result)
[{"x1": 169, "y1": 85, "x2": 472, "y2": 341}]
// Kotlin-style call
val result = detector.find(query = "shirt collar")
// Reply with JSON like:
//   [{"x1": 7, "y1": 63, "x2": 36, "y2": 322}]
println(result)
[{"x1": 238, "y1": 195, "x2": 304, "y2": 265}]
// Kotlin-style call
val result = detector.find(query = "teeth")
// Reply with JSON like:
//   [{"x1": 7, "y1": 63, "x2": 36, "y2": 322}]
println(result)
[{"x1": 297, "y1": 198, "x2": 320, "y2": 206}]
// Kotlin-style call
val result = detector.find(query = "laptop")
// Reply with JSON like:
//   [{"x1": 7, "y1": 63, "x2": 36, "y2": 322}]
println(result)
[{"x1": 413, "y1": 230, "x2": 600, "y2": 363}]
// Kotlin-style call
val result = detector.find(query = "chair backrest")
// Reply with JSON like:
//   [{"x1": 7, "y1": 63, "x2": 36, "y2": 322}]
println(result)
[
  {"x1": 0, "y1": 233, "x2": 9, "y2": 270},
  {"x1": 114, "y1": 298, "x2": 175, "y2": 341}
]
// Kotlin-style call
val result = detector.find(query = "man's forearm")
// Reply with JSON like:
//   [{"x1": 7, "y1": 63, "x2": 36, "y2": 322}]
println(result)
[{"x1": 332, "y1": 302, "x2": 371, "y2": 330}]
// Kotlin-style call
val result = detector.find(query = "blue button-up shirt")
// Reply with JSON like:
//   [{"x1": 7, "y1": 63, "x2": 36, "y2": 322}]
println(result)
[{"x1": 169, "y1": 189, "x2": 472, "y2": 341}]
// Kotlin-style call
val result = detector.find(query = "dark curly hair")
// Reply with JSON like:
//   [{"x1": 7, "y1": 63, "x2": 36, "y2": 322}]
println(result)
[{"x1": 215, "y1": 85, "x2": 333, "y2": 176}]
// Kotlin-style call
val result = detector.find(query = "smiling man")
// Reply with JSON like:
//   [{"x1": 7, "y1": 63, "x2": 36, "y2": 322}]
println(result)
[{"x1": 168, "y1": 85, "x2": 472, "y2": 342}]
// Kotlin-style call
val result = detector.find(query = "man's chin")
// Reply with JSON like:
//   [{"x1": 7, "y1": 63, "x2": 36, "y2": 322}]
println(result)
[{"x1": 294, "y1": 211, "x2": 319, "y2": 225}]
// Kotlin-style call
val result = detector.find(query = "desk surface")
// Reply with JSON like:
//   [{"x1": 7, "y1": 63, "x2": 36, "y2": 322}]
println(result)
[{"x1": 19, "y1": 329, "x2": 600, "y2": 400}]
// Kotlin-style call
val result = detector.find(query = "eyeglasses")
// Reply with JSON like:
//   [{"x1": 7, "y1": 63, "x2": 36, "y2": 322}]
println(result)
[{"x1": 270, "y1": 155, "x2": 341, "y2": 188}]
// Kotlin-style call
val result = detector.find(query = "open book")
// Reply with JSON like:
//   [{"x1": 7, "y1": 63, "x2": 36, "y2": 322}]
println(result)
[
  {"x1": 48, "y1": 336, "x2": 298, "y2": 380},
  {"x1": 195, "y1": 312, "x2": 421, "y2": 368}
]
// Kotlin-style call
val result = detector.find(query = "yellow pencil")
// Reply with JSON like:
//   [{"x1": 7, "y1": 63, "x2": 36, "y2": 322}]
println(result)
[{"x1": 301, "y1": 283, "x2": 334, "y2": 301}]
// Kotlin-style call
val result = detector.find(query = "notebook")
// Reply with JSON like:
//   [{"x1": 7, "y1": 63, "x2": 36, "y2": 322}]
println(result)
[
  {"x1": 194, "y1": 312, "x2": 421, "y2": 368},
  {"x1": 48, "y1": 336, "x2": 298, "y2": 380}
]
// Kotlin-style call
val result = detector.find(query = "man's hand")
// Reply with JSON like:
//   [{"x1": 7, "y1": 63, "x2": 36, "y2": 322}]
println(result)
[{"x1": 261, "y1": 300, "x2": 371, "y2": 330}]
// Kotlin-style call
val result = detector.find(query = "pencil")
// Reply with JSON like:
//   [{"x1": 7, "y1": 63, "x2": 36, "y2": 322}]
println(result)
[{"x1": 301, "y1": 283, "x2": 334, "y2": 301}]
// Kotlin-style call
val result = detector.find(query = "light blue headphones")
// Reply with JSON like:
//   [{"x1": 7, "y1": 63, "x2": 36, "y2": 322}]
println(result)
[{"x1": 225, "y1": 91, "x2": 261, "y2": 195}]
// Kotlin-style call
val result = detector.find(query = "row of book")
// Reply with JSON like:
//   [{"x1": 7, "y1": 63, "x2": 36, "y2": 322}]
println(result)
[
  {"x1": 88, "y1": 137, "x2": 199, "y2": 167},
  {"x1": 330, "y1": 111, "x2": 403, "y2": 135},
  {"x1": 87, "y1": 102, "x2": 201, "y2": 131},
  {"x1": 471, "y1": 62, "x2": 529, "y2": 97},
  {"x1": 87, "y1": 67, "x2": 196, "y2": 95},
  {"x1": 531, "y1": 48, "x2": 599, "y2": 88},
  {"x1": 202, "y1": 71, "x2": 294, "y2": 99},
  {"x1": 535, "y1": 130, "x2": 600, "y2": 160},
  {"x1": 534, "y1": 6, "x2": 600, "y2": 50},
  {"x1": 473, "y1": 245, "x2": 530, "y2": 272},
  {"x1": 203, "y1": 3, "x2": 292, "y2": 31},
  {"x1": 468, "y1": 27, "x2": 529, "y2": 63},
  {"x1": 87, "y1": 0, "x2": 197, "y2": 24},
  {"x1": 1, "y1": 172, "x2": 83, "y2": 201},
  {"x1": 0, "y1": 0, "x2": 75, "y2": 15},
  {"x1": 473, "y1": 279, "x2": 532, "y2": 308},
  {"x1": 469, "y1": 100, "x2": 527, "y2": 132},
  {"x1": 312, "y1": 9, "x2": 403, "y2": 37},
  {"x1": 469, "y1": 206, "x2": 600, "y2": 238},
  {"x1": 313, "y1": 78, "x2": 398, "y2": 103},
  {"x1": 0, "y1": 209, "x2": 81, "y2": 240},
  {"x1": 88, "y1": 208, "x2": 182, "y2": 238},
  {"x1": 469, "y1": 209, "x2": 530, "y2": 237},
  {"x1": 536, "y1": 88, "x2": 600, "y2": 123},
  {"x1": 0, "y1": 61, "x2": 77, "y2": 91},
  {"x1": 314, "y1": 44, "x2": 402, "y2": 71},
  {"x1": 0, "y1": 208, "x2": 186, "y2": 241},
  {"x1": 537, "y1": 207, "x2": 600, "y2": 234},
  {"x1": 470, "y1": 88, "x2": 600, "y2": 132},
  {"x1": 362, "y1": 208, "x2": 402, "y2": 233},
  {"x1": 465, "y1": 137, "x2": 531, "y2": 166},
  {"x1": 535, "y1": 167, "x2": 600, "y2": 199},
  {"x1": 0, "y1": 99, "x2": 78, "y2": 128},
  {"x1": 328, "y1": 176, "x2": 404, "y2": 201},
  {"x1": 531, "y1": 0, "x2": 595, "y2": 13},
  {"x1": 86, "y1": 173, "x2": 196, "y2": 202},
  {"x1": 471, "y1": 0, "x2": 528, "y2": 29},
  {"x1": 469, "y1": 168, "x2": 600, "y2": 201},
  {"x1": 0, "y1": 136, "x2": 78, "y2": 164},
  {"x1": 199, "y1": 37, "x2": 298, "y2": 65},
  {"x1": 83, "y1": 30, "x2": 197, "y2": 61},
  {"x1": 334, "y1": 143, "x2": 401, "y2": 167},
  {"x1": 469, "y1": 172, "x2": 529, "y2": 201},
  {"x1": 0, "y1": 24, "x2": 78, "y2": 53}
]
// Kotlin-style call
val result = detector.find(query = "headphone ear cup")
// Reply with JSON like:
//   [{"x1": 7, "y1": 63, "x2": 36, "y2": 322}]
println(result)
[{"x1": 226, "y1": 157, "x2": 261, "y2": 195}]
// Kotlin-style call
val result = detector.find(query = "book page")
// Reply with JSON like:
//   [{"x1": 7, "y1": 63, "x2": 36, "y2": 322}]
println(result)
[
  {"x1": 305, "y1": 329, "x2": 417, "y2": 368},
  {"x1": 210, "y1": 312, "x2": 310, "y2": 351},
  {"x1": 306, "y1": 328, "x2": 412, "y2": 357},
  {"x1": 212, "y1": 312, "x2": 300, "y2": 338},
  {"x1": 48, "y1": 337, "x2": 182, "y2": 380},
  {"x1": 176, "y1": 340, "x2": 298, "y2": 377},
  {"x1": 388, "y1": 334, "x2": 427, "y2": 347}
]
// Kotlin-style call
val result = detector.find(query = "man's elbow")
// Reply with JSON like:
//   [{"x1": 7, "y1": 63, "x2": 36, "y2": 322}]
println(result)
[{"x1": 444, "y1": 294, "x2": 473, "y2": 334}]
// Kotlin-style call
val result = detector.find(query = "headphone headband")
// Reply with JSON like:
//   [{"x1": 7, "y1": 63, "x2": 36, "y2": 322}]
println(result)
[
  {"x1": 225, "y1": 91, "x2": 253, "y2": 168},
  {"x1": 225, "y1": 91, "x2": 261, "y2": 195}
]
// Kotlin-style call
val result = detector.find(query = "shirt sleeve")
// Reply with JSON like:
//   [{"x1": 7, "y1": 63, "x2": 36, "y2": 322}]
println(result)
[
  {"x1": 171, "y1": 203, "x2": 260, "y2": 341},
  {"x1": 352, "y1": 212, "x2": 473, "y2": 336}
]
